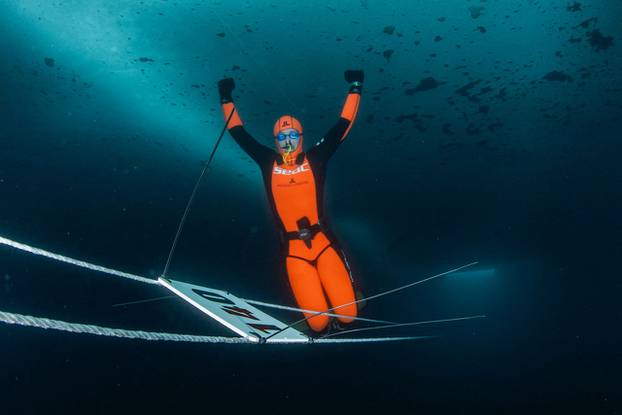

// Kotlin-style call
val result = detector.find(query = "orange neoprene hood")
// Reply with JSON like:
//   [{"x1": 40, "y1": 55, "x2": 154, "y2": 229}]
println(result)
[{"x1": 273, "y1": 115, "x2": 303, "y2": 136}]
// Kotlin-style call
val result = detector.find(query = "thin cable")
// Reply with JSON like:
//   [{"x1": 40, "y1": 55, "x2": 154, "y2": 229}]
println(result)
[
  {"x1": 109, "y1": 292, "x2": 395, "y2": 324},
  {"x1": 321, "y1": 315, "x2": 488, "y2": 339},
  {"x1": 112, "y1": 295, "x2": 176, "y2": 308},
  {"x1": 266, "y1": 261, "x2": 479, "y2": 340},
  {"x1": 313, "y1": 336, "x2": 435, "y2": 344},
  {"x1": 243, "y1": 299, "x2": 397, "y2": 325},
  {"x1": 162, "y1": 106, "x2": 235, "y2": 277}
]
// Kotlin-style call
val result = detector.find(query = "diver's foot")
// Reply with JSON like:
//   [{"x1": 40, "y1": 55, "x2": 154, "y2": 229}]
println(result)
[
  {"x1": 323, "y1": 318, "x2": 349, "y2": 336},
  {"x1": 296, "y1": 322, "x2": 318, "y2": 337}
]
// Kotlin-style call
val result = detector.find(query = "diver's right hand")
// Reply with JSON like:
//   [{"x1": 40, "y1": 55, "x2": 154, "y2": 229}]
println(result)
[
  {"x1": 218, "y1": 78, "x2": 235, "y2": 102},
  {"x1": 344, "y1": 69, "x2": 364, "y2": 84}
]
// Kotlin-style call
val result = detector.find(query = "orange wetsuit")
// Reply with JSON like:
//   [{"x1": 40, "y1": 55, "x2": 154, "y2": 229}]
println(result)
[{"x1": 220, "y1": 83, "x2": 361, "y2": 332}]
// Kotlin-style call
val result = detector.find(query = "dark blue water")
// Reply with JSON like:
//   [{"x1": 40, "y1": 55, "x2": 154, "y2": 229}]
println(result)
[{"x1": 1, "y1": 1, "x2": 621, "y2": 413}]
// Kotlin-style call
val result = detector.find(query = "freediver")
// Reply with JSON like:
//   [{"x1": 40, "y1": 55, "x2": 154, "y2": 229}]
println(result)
[{"x1": 217, "y1": 69, "x2": 364, "y2": 332}]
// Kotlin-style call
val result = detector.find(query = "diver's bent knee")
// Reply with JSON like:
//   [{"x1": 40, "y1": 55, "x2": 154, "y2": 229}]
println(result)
[{"x1": 336, "y1": 305, "x2": 358, "y2": 324}]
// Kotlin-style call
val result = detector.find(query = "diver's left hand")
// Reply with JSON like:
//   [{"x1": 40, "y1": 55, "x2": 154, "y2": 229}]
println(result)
[{"x1": 345, "y1": 69, "x2": 364, "y2": 84}]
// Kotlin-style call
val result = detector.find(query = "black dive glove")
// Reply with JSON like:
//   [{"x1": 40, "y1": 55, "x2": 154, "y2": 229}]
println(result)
[
  {"x1": 218, "y1": 77, "x2": 235, "y2": 103},
  {"x1": 344, "y1": 69, "x2": 364, "y2": 84},
  {"x1": 344, "y1": 69, "x2": 364, "y2": 93}
]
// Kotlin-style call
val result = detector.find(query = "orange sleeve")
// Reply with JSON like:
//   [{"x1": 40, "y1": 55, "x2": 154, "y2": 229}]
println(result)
[
  {"x1": 340, "y1": 93, "x2": 360, "y2": 122},
  {"x1": 221, "y1": 101, "x2": 243, "y2": 129},
  {"x1": 338, "y1": 93, "x2": 361, "y2": 142}
]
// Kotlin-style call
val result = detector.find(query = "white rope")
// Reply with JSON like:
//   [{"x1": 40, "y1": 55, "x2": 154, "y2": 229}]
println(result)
[
  {"x1": 0, "y1": 236, "x2": 158, "y2": 285},
  {"x1": 0, "y1": 234, "x2": 454, "y2": 344},
  {"x1": 0, "y1": 310, "x2": 427, "y2": 345},
  {"x1": 0, "y1": 234, "x2": 395, "y2": 324},
  {"x1": 0, "y1": 310, "x2": 247, "y2": 343}
]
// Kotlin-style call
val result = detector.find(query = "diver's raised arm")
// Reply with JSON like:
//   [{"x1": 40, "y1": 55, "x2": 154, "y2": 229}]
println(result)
[
  {"x1": 323, "y1": 70, "x2": 364, "y2": 144},
  {"x1": 339, "y1": 69, "x2": 364, "y2": 141},
  {"x1": 307, "y1": 70, "x2": 364, "y2": 163},
  {"x1": 217, "y1": 77, "x2": 273, "y2": 165},
  {"x1": 218, "y1": 77, "x2": 245, "y2": 130}
]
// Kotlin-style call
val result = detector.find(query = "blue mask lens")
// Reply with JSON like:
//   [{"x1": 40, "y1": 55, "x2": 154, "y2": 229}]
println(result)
[{"x1": 277, "y1": 131, "x2": 300, "y2": 141}]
